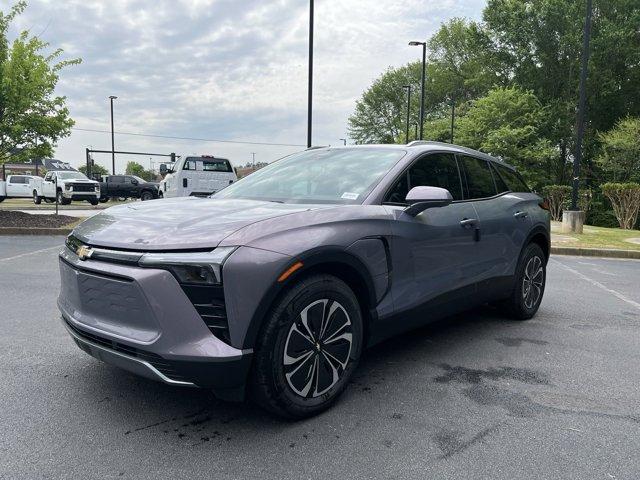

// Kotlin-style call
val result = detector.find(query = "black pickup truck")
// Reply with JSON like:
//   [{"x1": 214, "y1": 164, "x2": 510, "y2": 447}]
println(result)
[{"x1": 99, "y1": 175, "x2": 160, "y2": 202}]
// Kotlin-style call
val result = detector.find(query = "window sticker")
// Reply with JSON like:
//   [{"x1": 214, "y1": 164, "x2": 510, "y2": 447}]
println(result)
[{"x1": 341, "y1": 192, "x2": 359, "y2": 200}]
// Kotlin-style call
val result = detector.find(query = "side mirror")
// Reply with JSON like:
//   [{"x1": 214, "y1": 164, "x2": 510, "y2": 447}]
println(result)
[
  {"x1": 160, "y1": 164, "x2": 167, "y2": 174},
  {"x1": 131, "y1": 179, "x2": 139, "y2": 185},
  {"x1": 403, "y1": 186, "x2": 453, "y2": 216}
]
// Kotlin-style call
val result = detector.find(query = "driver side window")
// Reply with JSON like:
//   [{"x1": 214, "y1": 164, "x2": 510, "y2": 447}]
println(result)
[{"x1": 384, "y1": 153, "x2": 463, "y2": 204}]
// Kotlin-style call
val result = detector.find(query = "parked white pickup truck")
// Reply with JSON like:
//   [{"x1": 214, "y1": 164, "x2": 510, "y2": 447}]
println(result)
[
  {"x1": 31, "y1": 170, "x2": 100, "y2": 205},
  {"x1": 0, "y1": 175, "x2": 38, "y2": 202}
]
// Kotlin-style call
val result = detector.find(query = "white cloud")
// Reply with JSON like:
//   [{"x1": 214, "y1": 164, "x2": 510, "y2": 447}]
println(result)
[{"x1": 7, "y1": 0, "x2": 484, "y2": 171}]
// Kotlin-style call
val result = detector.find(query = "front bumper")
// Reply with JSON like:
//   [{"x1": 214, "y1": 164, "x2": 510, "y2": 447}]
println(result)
[
  {"x1": 62, "y1": 191, "x2": 100, "y2": 200},
  {"x1": 57, "y1": 248, "x2": 253, "y2": 397}
]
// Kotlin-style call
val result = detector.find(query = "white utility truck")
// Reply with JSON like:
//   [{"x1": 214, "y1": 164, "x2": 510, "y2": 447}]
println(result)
[
  {"x1": 31, "y1": 170, "x2": 100, "y2": 205},
  {"x1": 159, "y1": 155, "x2": 236, "y2": 198},
  {"x1": 0, "y1": 175, "x2": 38, "y2": 202}
]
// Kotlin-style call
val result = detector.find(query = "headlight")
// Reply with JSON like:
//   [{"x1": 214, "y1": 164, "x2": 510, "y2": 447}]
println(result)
[
  {"x1": 65, "y1": 184, "x2": 72, "y2": 190},
  {"x1": 138, "y1": 246, "x2": 237, "y2": 285},
  {"x1": 95, "y1": 185, "x2": 100, "y2": 192}
]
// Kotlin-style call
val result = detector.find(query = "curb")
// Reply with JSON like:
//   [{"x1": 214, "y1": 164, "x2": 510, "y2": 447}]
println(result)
[
  {"x1": 0, "y1": 227, "x2": 72, "y2": 236},
  {"x1": 551, "y1": 246, "x2": 640, "y2": 260}
]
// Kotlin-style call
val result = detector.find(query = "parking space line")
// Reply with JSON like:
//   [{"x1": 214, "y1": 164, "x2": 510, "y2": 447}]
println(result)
[
  {"x1": 0, "y1": 245, "x2": 62, "y2": 263},
  {"x1": 551, "y1": 259, "x2": 640, "y2": 311}
]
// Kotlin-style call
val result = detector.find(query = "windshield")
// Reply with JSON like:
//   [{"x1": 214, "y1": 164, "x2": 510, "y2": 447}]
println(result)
[
  {"x1": 56, "y1": 172, "x2": 87, "y2": 180},
  {"x1": 214, "y1": 148, "x2": 406, "y2": 204}
]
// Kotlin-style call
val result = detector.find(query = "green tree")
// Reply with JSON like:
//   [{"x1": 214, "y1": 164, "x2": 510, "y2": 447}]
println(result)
[
  {"x1": 78, "y1": 163, "x2": 108, "y2": 177},
  {"x1": 347, "y1": 63, "x2": 422, "y2": 144},
  {"x1": 456, "y1": 87, "x2": 555, "y2": 189},
  {"x1": 125, "y1": 161, "x2": 155, "y2": 181},
  {"x1": 0, "y1": 2, "x2": 80, "y2": 164},
  {"x1": 483, "y1": 0, "x2": 640, "y2": 183},
  {"x1": 597, "y1": 117, "x2": 640, "y2": 183}
]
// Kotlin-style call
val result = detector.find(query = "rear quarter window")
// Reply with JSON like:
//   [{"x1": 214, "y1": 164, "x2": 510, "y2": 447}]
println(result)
[{"x1": 495, "y1": 164, "x2": 531, "y2": 193}]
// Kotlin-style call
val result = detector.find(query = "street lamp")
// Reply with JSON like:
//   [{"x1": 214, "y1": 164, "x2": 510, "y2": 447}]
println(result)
[
  {"x1": 409, "y1": 41, "x2": 426, "y2": 140},
  {"x1": 109, "y1": 95, "x2": 117, "y2": 175},
  {"x1": 403, "y1": 85, "x2": 412, "y2": 144},
  {"x1": 339, "y1": 138, "x2": 347, "y2": 146},
  {"x1": 307, "y1": 0, "x2": 314, "y2": 148}
]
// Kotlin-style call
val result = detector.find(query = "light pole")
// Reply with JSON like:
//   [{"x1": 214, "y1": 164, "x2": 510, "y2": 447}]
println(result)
[
  {"x1": 409, "y1": 41, "x2": 426, "y2": 140},
  {"x1": 414, "y1": 122, "x2": 418, "y2": 141},
  {"x1": 570, "y1": 0, "x2": 593, "y2": 213},
  {"x1": 403, "y1": 85, "x2": 412, "y2": 144},
  {"x1": 109, "y1": 95, "x2": 117, "y2": 174},
  {"x1": 339, "y1": 138, "x2": 347, "y2": 146},
  {"x1": 307, "y1": 0, "x2": 314, "y2": 148},
  {"x1": 450, "y1": 97, "x2": 455, "y2": 144}
]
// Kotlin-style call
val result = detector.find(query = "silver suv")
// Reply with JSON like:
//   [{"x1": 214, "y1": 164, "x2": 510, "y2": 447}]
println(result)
[{"x1": 58, "y1": 142, "x2": 550, "y2": 418}]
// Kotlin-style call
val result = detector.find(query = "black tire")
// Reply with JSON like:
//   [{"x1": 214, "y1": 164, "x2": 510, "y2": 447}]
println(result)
[
  {"x1": 0, "y1": 196, "x2": 5, "y2": 203},
  {"x1": 250, "y1": 274, "x2": 363, "y2": 419},
  {"x1": 89, "y1": 199, "x2": 99, "y2": 206},
  {"x1": 99, "y1": 197, "x2": 109, "y2": 203},
  {"x1": 33, "y1": 191, "x2": 41, "y2": 204},
  {"x1": 57, "y1": 190, "x2": 71, "y2": 205},
  {"x1": 500, "y1": 243, "x2": 546, "y2": 320},
  {"x1": 140, "y1": 190, "x2": 154, "y2": 201}
]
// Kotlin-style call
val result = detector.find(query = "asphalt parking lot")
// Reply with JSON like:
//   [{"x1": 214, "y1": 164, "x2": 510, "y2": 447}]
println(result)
[{"x1": 1, "y1": 235, "x2": 639, "y2": 480}]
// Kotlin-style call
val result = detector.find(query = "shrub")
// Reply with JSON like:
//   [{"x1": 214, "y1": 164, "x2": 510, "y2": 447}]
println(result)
[
  {"x1": 601, "y1": 182, "x2": 640, "y2": 230},
  {"x1": 542, "y1": 185, "x2": 571, "y2": 221}
]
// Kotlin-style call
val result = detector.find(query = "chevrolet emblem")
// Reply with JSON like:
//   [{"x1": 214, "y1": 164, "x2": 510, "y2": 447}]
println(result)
[{"x1": 76, "y1": 245, "x2": 93, "y2": 261}]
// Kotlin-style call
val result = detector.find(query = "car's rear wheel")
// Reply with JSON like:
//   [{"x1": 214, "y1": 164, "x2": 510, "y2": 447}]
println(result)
[
  {"x1": 33, "y1": 191, "x2": 41, "y2": 204},
  {"x1": 501, "y1": 243, "x2": 546, "y2": 320},
  {"x1": 250, "y1": 274, "x2": 363, "y2": 419}
]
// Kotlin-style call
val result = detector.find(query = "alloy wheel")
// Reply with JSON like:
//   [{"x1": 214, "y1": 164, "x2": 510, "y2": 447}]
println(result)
[
  {"x1": 522, "y1": 255, "x2": 544, "y2": 309},
  {"x1": 283, "y1": 299, "x2": 353, "y2": 398}
]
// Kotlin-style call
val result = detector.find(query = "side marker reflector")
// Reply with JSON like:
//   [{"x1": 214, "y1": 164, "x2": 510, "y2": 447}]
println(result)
[{"x1": 278, "y1": 261, "x2": 303, "y2": 282}]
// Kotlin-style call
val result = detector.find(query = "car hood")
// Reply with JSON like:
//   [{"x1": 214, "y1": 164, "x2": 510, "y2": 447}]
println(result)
[{"x1": 73, "y1": 197, "x2": 331, "y2": 250}]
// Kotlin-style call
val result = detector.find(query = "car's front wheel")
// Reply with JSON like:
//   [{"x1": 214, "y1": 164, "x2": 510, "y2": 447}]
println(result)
[
  {"x1": 250, "y1": 274, "x2": 363, "y2": 419},
  {"x1": 501, "y1": 243, "x2": 546, "y2": 320},
  {"x1": 33, "y1": 191, "x2": 41, "y2": 204}
]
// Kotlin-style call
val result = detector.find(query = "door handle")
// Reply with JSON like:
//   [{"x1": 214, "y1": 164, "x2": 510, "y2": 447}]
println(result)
[
  {"x1": 514, "y1": 211, "x2": 528, "y2": 219},
  {"x1": 459, "y1": 218, "x2": 478, "y2": 228}
]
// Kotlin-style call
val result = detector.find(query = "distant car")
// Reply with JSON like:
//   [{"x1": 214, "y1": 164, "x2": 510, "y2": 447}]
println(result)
[
  {"x1": 59, "y1": 142, "x2": 550, "y2": 419},
  {"x1": 98, "y1": 175, "x2": 159, "y2": 202},
  {"x1": 159, "y1": 155, "x2": 236, "y2": 198},
  {"x1": 31, "y1": 171, "x2": 100, "y2": 205},
  {"x1": 0, "y1": 175, "x2": 38, "y2": 201}
]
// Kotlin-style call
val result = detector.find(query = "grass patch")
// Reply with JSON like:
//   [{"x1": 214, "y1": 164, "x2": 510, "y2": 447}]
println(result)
[{"x1": 551, "y1": 221, "x2": 640, "y2": 251}]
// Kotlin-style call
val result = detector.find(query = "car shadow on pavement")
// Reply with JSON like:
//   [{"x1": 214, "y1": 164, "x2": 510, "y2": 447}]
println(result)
[{"x1": 71, "y1": 305, "x2": 520, "y2": 444}]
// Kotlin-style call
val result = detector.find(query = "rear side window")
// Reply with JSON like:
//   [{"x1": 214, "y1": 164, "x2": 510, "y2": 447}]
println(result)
[
  {"x1": 460, "y1": 156, "x2": 497, "y2": 199},
  {"x1": 494, "y1": 164, "x2": 530, "y2": 192},
  {"x1": 489, "y1": 163, "x2": 509, "y2": 193},
  {"x1": 384, "y1": 153, "x2": 463, "y2": 203},
  {"x1": 203, "y1": 160, "x2": 232, "y2": 172},
  {"x1": 9, "y1": 176, "x2": 25, "y2": 184}
]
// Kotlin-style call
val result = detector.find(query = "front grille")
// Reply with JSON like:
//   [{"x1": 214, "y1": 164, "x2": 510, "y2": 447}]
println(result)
[
  {"x1": 72, "y1": 183, "x2": 95, "y2": 192},
  {"x1": 63, "y1": 317, "x2": 188, "y2": 382},
  {"x1": 179, "y1": 284, "x2": 230, "y2": 344}
]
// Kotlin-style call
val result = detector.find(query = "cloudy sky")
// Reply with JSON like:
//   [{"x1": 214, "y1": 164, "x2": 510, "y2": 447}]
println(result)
[{"x1": 7, "y1": 0, "x2": 484, "y2": 172}]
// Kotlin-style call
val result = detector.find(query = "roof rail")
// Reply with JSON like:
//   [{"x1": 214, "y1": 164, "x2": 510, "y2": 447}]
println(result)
[{"x1": 406, "y1": 140, "x2": 433, "y2": 147}]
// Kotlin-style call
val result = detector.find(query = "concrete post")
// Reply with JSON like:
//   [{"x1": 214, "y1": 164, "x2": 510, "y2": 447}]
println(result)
[{"x1": 562, "y1": 210, "x2": 586, "y2": 234}]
